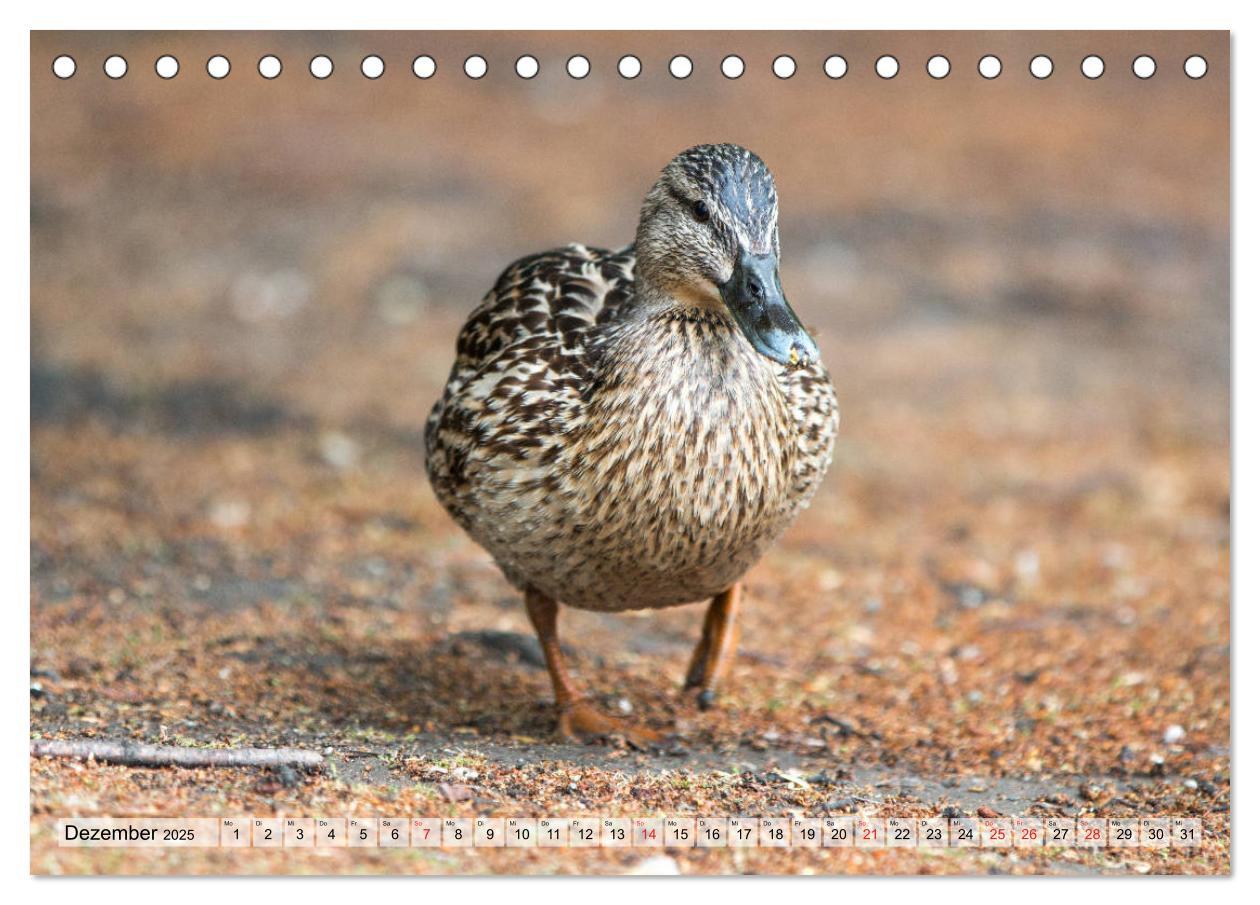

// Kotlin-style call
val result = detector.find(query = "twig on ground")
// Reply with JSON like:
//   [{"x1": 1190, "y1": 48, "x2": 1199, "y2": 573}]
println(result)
[{"x1": 30, "y1": 738, "x2": 325, "y2": 770}]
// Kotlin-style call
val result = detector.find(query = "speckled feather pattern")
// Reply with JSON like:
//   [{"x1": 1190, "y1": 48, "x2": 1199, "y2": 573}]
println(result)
[
  {"x1": 425, "y1": 245, "x2": 838, "y2": 612},
  {"x1": 425, "y1": 149, "x2": 838, "y2": 612}
]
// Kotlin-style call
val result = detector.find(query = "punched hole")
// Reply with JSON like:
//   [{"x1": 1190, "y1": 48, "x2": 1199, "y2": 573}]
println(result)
[
  {"x1": 1132, "y1": 55, "x2": 1156, "y2": 79},
  {"x1": 412, "y1": 55, "x2": 436, "y2": 79},
  {"x1": 103, "y1": 55, "x2": 128, "y2": 79},
  {"x1": 52, "y1": 55, "x2": 76, "y2": 79},
  {"x1": 1081, "y1": 55, "x2": 1105, "y2": 79},
  {"x1": 927, "y1": 55, "x2": 950, "y2": 79},
  {"x1": 978, "y1": 55, "x2": 1002, "y2": 79},
  {"x1": 515, "y1": 55, "x2": 539, "y2": 79},
  {"x1": 309, "y1": 55, "x2": 333, "y2": 79},
  {"x1": 207, "y1": 55, "x2": 231, "y2": 79},
  {"x1": 155, "y1": 55, "x2": 179, "y2": 79},
  {"x1": 258, "y1": 55, "x2": 282, "y2": 79}
]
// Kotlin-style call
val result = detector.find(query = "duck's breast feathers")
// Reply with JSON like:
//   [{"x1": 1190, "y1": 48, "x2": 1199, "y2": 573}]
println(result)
[{"x1": 451, "y1": 243, "x2": 637, "y2": 378}]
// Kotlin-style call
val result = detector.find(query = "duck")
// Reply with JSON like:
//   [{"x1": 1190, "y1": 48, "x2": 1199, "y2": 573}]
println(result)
[{"x1": 425, "y1": 144, "x2": 839, "y2": 747}]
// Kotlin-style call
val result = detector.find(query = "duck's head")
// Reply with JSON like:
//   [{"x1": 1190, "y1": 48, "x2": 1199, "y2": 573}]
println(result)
[{"x1": 635, "y1": 143, "x2": 818, "y2": 369}]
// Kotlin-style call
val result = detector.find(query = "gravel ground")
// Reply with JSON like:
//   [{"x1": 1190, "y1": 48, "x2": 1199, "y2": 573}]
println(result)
[{"x1": 30, "y1": 31, "x2": 1229, "y2": 875}]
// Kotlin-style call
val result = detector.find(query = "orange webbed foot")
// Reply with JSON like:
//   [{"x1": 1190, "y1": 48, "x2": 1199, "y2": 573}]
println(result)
[{"x1": 557, "y1": 699, "x2": 664, "y2": 751}]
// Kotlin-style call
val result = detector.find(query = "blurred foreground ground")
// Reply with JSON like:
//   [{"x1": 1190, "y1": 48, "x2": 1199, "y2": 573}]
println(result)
[{"x1": 31, "y1": 31, "x2": 1229, "y2": 874}]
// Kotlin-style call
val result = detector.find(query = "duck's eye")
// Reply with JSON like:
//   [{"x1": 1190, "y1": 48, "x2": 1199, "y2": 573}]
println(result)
[{"x1": 691, "y1": 199, "x2": 711, "y2": 223}]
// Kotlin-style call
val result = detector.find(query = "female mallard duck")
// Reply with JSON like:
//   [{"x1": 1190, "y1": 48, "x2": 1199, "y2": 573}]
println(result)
[{"x1": 425, "y1": 144, "x2": 838, "y2": 747}]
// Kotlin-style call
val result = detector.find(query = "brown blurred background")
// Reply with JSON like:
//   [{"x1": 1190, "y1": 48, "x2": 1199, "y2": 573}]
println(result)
[
  {"x1": 32, "y1": 32, "x2": 1227, "y2": 427},
  {"x1": 30, "y1": 31, "x2": 1230, "y2": 874}
]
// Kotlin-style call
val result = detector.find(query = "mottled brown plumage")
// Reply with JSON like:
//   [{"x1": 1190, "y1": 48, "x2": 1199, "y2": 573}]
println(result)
[{"x1": 425, "y1": 144, "x2": 838, "y2": 743}]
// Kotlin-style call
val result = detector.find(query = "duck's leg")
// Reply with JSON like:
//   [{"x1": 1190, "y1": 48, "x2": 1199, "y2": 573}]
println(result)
[
  {"x1": 683, "y1": 584, "x2": 742, "y2": 710},
  {"x1": 524, "y1": 588, "x2": 662, "y2": 750}
]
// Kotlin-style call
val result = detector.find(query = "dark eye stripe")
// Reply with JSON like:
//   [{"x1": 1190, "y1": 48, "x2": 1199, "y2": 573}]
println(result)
[{"x1": 667, "y1": 185, "x2": 713, "y2": 225}]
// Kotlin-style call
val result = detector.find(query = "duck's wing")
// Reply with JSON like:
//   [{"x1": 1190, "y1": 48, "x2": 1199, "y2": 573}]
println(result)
[
  {"x1": 447, "y1": 243, "x2": 636, "y2": 388},
  {"x1": 425, "y1": 244, "x2": 636, "y2": 496},
  {"x1": 779, "y1": 361, "x2": 840, "y2": 503}
]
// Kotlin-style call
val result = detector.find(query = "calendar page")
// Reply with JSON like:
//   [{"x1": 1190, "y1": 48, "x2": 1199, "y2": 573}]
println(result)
[{"x1": 29, "y1": 28, "x2": 1229, "y2": 877}]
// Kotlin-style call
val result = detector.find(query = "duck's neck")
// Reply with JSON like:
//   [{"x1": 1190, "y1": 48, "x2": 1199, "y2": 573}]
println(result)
[
  {"x1": 603, "y1": 288, "x2": 776, "y2": 396},
  {"x1": 632, "y1": 279, "x2": 727, "y2": 317}
]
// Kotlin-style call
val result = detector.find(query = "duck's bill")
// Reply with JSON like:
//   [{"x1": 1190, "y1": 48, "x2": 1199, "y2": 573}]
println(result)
[{"x1": 720, "y1": 252, "x2": 820, "y2": 369}]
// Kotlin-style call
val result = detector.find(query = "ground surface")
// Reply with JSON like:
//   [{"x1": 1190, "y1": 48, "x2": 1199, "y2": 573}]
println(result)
[{"x1": 30, "y1": 31, "x2": 1229, "y2": 874}]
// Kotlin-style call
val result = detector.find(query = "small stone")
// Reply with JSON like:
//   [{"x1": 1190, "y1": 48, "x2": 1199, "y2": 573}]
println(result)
[
  {"x1": 375, "y1": 272, "x2": 429, "y2": 325},
  {"x1": 941, "y1": 805, "x2": 963, "y2": 819},
  {"x1": 817, "y1": 569, "x2": 842, "y2": 592},
  {"x1": 209, "y1": 499, "x2": 250, "y2": 529},
  {"x1": 230, "y1": 269, "x2": 310, "y2": 322},
  {"x1": 625, "y1": 855, "x2": 680, "y2": 875},
  {"x1": 616, "y1": 698, "x2": 633, "y2": 715},
  {"x1": 848, "y1": 624, "x2": 874, "y2": 645},
  {"x1": 1163, "y1": 724, "x2": 1186, "y2": 745},
  {"x1": 1015, "y1": 550, "x2": 1040, "y2": 580},
  {"x1": 437, "y1": 783, "x2": 474, "y2": 802},
  {"x1": 957, "y1": 586, "x2": 986, "y2": 608},
  {"x1": 319, "y1": 432, "x2": 360, "y2": 470}
]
